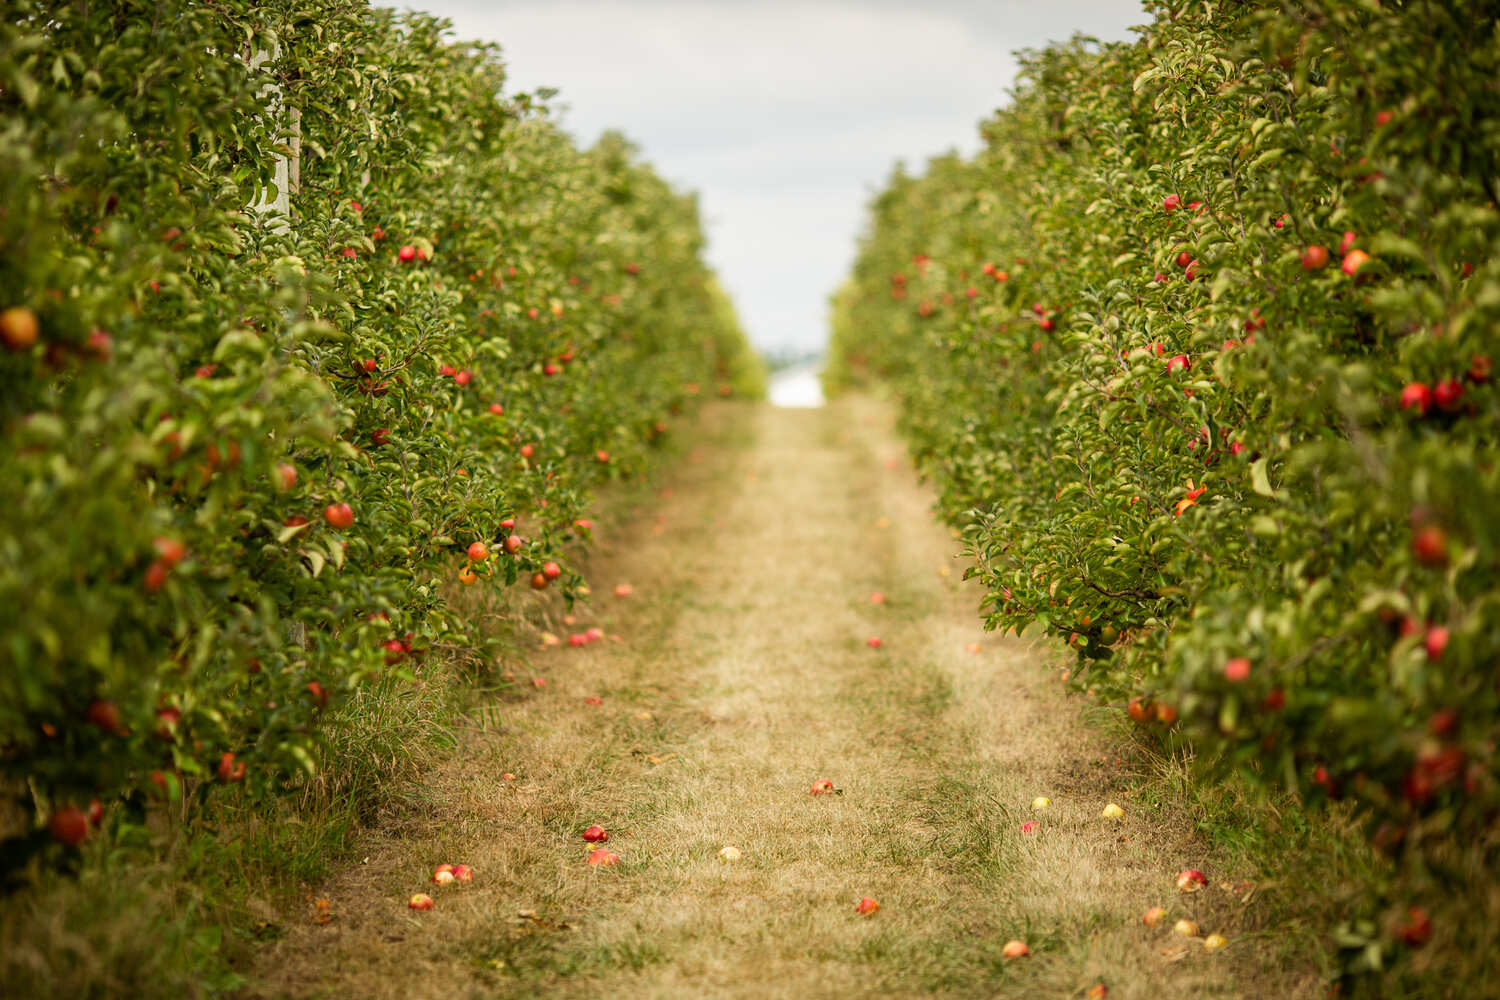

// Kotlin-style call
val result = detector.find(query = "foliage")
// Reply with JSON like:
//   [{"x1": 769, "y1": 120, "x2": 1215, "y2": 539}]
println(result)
[
  {"x1": 832, "y1": 0, "x2": 1500, "y2": 978},
  {"x1": 0, "y1": 0, "x2": 758, "y2": 878}
]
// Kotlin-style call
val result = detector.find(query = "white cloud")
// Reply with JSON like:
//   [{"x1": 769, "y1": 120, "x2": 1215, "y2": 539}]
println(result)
[{"x1": 386, "y1": 0, "x2": 1146, "y2": 353}]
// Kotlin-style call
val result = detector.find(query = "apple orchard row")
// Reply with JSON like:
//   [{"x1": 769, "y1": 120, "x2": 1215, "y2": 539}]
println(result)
[
  {"x1": 828, "y1": 0, "x2": 1500, "y2": 935},
  {"x1": 0, "y1": 1, "x2": 760, "y2": 865}
]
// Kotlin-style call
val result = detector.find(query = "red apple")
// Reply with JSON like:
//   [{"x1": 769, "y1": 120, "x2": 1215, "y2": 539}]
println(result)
[
  {"x1": 520, "y1": 444, "x2": 535, "y2": 460},
  {"x1": 1163, "y1": 194, "x2": 1181, "y2": 212},
  {"x1": 854, "y1": 897, "x2": 880, "y2": 915},
  {"x1": 1167, "y1": 354, "x2": 1190, "y2": 374},
  {"x1": 217, "y1": 752, "x2": 245, "y2": 782},
  {"x1": 867, "y1": 636, "x2": 882, "y2": 648},
  {"x1": 1400, "y1": 382, "x2": 1432, "y2": 415},
  {"x1": 0, "y1": 306, "x2": 40, "y2": 352},
  {"x1": 1223, "y1": 657, "x2": 1251, "y2": 683},
  {"x1": 306, "y1": 681, "x2": 328, "y2": 708},
  {"x1": 371, "y1": 427, "x2": 391, "y2": 446},
  {"x1": 1001, "y1": 940, "x2": 1030, "y2": 959},
  {"x1": 596, "y1": 450, "x2": 610, "y2": 463},
  {"x1": 504, "y1": 535, "x2": 523, "y2": 554},
  {"x1": 530, "y1": 572, "x2": 548, "y2": 590},
  {"x1": 1412, "y1": 524, "x2": 1448, "y2": 567},
  {"x1": 143, "y1": 560, "x2": 170, "y2": 592},
  {"x1": 583, "y1": 825, "x2": 608, "y2": 842},
  {"x1": 1433, "y1": 378, "x2": 1464, "y2": 411},
  {"x1": 489, "y1": 403, "x2": 504, "y2": 415},
  {"x1": 1300, "y1": 245, "x2": 1329, "y2": 270},
  {"x1": 86, "y1": 698, "x2": 122, "y2": 735},
  {"x1": 1398, "y1": 906, "x2": 1431, "y2": 947},
  {"x1": 467, "y1": 541, "x2": 489, "y2": 562},
  {"x1": 1342, "y1": 249, "x2": 1371, "y2": 275},
  {"x1": 1425, "y1": 625, "x2": 1450, "y2": 660},
  {"x1": 810, "y1": 779, "x2": 836, "y2": 796},
  {"x1": 408, "y1": 893, "x2": 434, "y2": 910},
  {"x1": 323, "y1": 503, "x2": 354, "y2": 530},
  {"x1": 451, "y1": 864, "x2": 473, "y2": 883},
  {"x1": 587, "y1": 848, "x2": 619, "y2": 866},
  {"x1": 542, "y1": 562, "x2": 561, "y2": 580},
  {"x1": 1177, "y1": 869, "x2": 1207, "y2": 892},
  {"x1": 454, "y1": 369, "x2": 472, "y2": 387},
  {"x1": 154, "y1": 537, "x2": 188, "y2": 566},
  {"x1": 275, "y1": 463, "x2": 298, "y2": 491},
  {"x1": 49, "y1": 806, "x2": 89, "y2": 846}
]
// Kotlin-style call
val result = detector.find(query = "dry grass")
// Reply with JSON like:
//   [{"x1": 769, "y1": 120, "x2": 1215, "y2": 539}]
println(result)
[{"x1": 238, "y1": 397, "x2": 1329, "y2": 999}]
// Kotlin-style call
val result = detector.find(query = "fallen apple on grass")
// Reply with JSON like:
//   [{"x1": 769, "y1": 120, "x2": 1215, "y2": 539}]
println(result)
[
  {"x1": 809, "y1": 779, "x2": 837, "y2": 795},
  {"x1": 869, "y1": 591, "x2": 886, "y2": 604},
  {"x1": 854, "y1": 897, "x2": 880, "y2": 915},
  {"x1": 1001, "y1": 940, "x2": 1030, "y2": 959},
  {"x1": 1203, "y1": 933, "x2": 1228, "y2": 951},
  {"x1": 1177, "y1": 869, "x2": 1208, "y2": 892},
  {"x1": 587, "y1": 848, "x2": 619, "y2": 866},
  {"x1": 1032, "y1": 796, "x2": 1051, "y2": 810},
  {"x1": 433, "y1": 866, "x2": 456, "y2": 885},
  {"x1": 1021, "y1": 820, "x2": 1039, "y2": 834},
  {"x1": 867, "y1": 636, "x2": 883, "y2": 648},
  {"x1": 451, "y1": 864, "x2": 473, "y2": 883},
  {"x1": 583, "y1": 825, "x2": 609, "y2": 842},
  {"x1": 1174, "y1": 919, "x2": 1200, "y2": 937},
  {"x1": 408, "y1": 893, "x2": 434, "y2": 911},
  {"x1": 718, "y1": 846, "x2": 742, "y2": 862},
  {"x1": 614, "y1": 583, "x2": 633, "y2": 598},
  {"x1": 1142, "y1": 906, "x2": 1168, "y2": 927}
]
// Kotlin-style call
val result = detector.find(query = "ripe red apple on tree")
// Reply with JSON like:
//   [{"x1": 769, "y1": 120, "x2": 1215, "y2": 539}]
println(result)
[
  {"x1": 0, "y1": 306, "x2": 40, "y2": 351},
  {"x1": 1433, "y1": 378, "x2": 1464, "y2": 411},
  {"x1": 1342, "y1": 249, "x2": 1370, "y2": 275},
  {"x1": 324, "y1": 503, "x2": 354, "y2": 529},
  {"x1": 467, "y1": 541, "x2": 489, "y2": 561},
  {"x1": 49, "y1": 806, "x2": 89, "y2": 846},
  {"x1": 543, "y1": 562, "x2": 561, "y2": 581},
  {"x1": 1300, "y1": 245, "x2": 1329, "y2": 270},
  {"x1": 1163, "y1": 194, "x2": 1181, "y2": 212},
  {"x1": 1412, "y1": 524, "x2": 1448, "y2": 567},
  {"x1": 86, "y1": 698, "x2": 122, "y2": 735},
  {"x1": 530, "y1": 572, "x2": 549, "y2": 591},
  {"x1": 1400, "y1": 382, "x2": 1432, "y2": 415},
  {"x1": 1223, "y1": 658, "x2": 1251, "y2": 683},
  {"x1": 398, "y1": 245, "x2": 417, "y2": 262}
]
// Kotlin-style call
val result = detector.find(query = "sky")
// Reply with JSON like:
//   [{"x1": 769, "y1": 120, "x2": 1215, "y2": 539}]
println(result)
[{"x1": 382, "y1": 1, "x2": 1147, "y2": 357}]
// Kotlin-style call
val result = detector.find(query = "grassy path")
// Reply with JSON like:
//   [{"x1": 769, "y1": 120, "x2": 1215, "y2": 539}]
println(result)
[{"x1": 246, "y1": 398, "x2": 1319, "y2": 999}]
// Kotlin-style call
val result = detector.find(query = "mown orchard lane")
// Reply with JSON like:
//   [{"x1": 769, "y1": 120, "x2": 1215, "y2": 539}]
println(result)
[{"x1": 247, "y1": 398, "x2": 1321, "y2": 999}]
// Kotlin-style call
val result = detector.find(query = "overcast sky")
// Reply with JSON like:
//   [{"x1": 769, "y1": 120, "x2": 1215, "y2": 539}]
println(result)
[{"x1": 382, "y1": 1, "x2": 1147, "y2": 356}]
